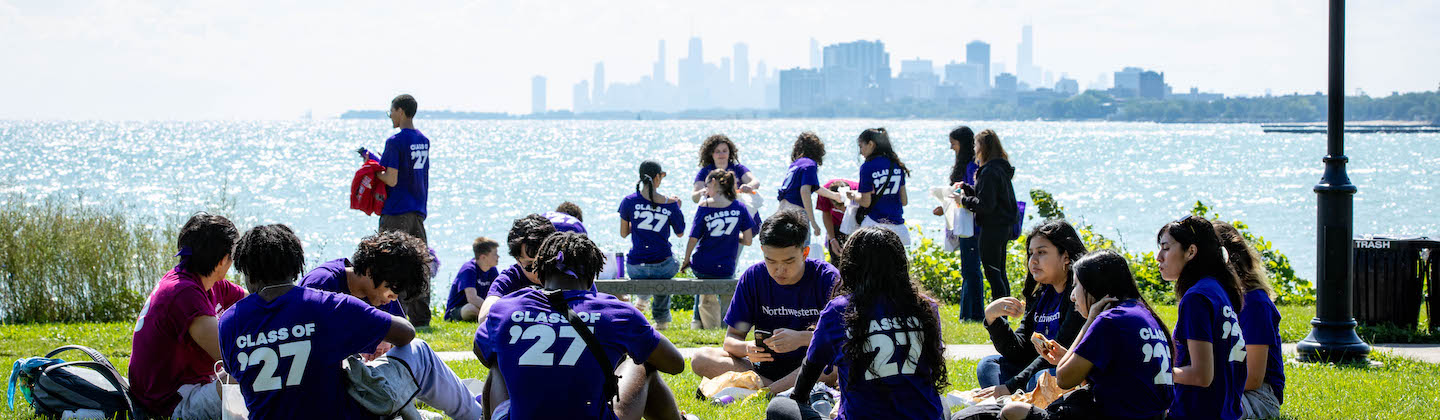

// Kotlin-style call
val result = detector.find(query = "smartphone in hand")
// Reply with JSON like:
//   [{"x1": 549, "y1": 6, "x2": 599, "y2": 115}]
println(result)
[{"x1": 754, "y1": 329, "x2": 774, "y2": 353}]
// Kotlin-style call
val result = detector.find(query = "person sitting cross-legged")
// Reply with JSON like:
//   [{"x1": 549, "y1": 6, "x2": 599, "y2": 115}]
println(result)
[{"x1": 690, "y1": 210, "x2": 840, "y2": 393}]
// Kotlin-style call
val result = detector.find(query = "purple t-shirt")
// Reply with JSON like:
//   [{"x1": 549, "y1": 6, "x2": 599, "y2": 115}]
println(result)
[
  {"x1": 694, "y1": 163, "x2": 752, "y2": 184},
  {"x1": 1030, "y1": 286, "x2": 1065, "y2": 340},
  {"x1": 489, "y1": 263, "x2": 594, "y2": 298},
  {"x1": 543, "y1": 211, "x2": 589, "y2": 235},
  {"x1": 475, "y1": 288, "x2": 665, "y2": 420},
  {"x1": 1239, "y1": 288, "x2": 1285, "y2": 404},
  {"x1": 378, "y1": 128, "x2": 430, "y2": 216},
  {"x1": 1170, "y1": 277, "x2": 1245, "y2": 420},
  {"x1": 297, "y1": 258, "x2": 404, "y2": 317},
  {"x1": 776, "y1": 158, "x2": 821, "y2": 206},
  {"x1": 617, "y1": 192, "x2": 686, "y2": 265},
  {"x1": 1071, "y1": 300, "x2": 1175, "y2": 419},
  {"x1": 723, "y1": 259, "x2": 840, "y2": 368},
  {"x1": 446, "y1": 259, "x2": 498, "y2": 313},
  {"x1": 806, "y1": 295, "x2": 944, "y2": 420},
  {"x1": 687, "y1": 200, "x2": 755, "y2": 278},
  {"x1": 218, "y1": 287, "x2": 393, "y2": 420},
  {"x1": 857, "y1": 156, "x2": 906, "y2": 224}
]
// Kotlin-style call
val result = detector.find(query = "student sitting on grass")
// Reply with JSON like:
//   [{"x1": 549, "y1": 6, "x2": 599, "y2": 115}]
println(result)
[
  {"x1": 444, "y1": 236, "x2": 501, "y2": 322},
  {"x1": 1158, "y1": 215, "x2": 1247, "y2": 420},
  {"x1": 690, "y1": 210, "x2": 840, "y2": 393},
  {"x1": 767, "y1": 227, "x2": 948, "y2": 420},
  {"x1": 544, "y1": 201, "x2": 589, "y2": 235},
  {"x1": 474, "y1": 232, "x2": 690, "y2": 420},
  {"x1": 970, "y1": 250, "x2": 1175, "y2": 420},
  {"x1": 1215, "y1": 221, "x2": 1285, "y2": 419},
  {"x1": 219, "y1": 224, "x2": 481, "y2": 420},
  {"x1": 129, "y1": 213, "x2": 247, "y2": 419},
  {"x1": 479, "y1": 214, "x2": 591, "y2": 316},
  {"x1": 974, "y1": 220, "x2": 1088, "y2": 399},
  {"x1": 298, "y1": 230, "x2": 428, "y2": 359},
  {"x1": 682, "y1": 169, "x2": 756, "y2": 329}
]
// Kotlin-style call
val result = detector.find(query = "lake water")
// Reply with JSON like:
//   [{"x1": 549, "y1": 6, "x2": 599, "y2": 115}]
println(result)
[{"x1": 2, "y1": 120, "x2": 1436, "y2": 304}]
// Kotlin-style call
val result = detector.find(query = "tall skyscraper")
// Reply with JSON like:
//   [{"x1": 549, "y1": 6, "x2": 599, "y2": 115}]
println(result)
[
  {"x1": 966, "y1": 41, "x2": 991, "y2": 89},
  {"x1": 809, "y1": 38, "x2": 821, "y2": 69},
  {"x1": 592, "y1": 62, "x2": 605, "y2": 105},
  {"x1": 733, "y1": 43, "x2": 749, "y2": 90},
  {"x1": 572, "y1": 80, "x2": 589, "y2": 112},
  {"x1": 531, "y1": 75, "x2": 547, "y2": 114},
  {"x1": 1018, "y1": 25, "x2": 1035, "y2": 86},
  {"x1": 681, "y1": 37, "x2": 706, "y2": 108},
  {"x1": 654, "y1": 40, "x2": 666, "y2": 84}
]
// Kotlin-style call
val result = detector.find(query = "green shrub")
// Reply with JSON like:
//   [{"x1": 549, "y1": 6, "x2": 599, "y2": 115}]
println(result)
[
  {"x1": 0, "y1": 196, "x2": 170, "y2": 323},
  {"x1": 908, "y1": 189, "x2": 1310, "y2": 307}
]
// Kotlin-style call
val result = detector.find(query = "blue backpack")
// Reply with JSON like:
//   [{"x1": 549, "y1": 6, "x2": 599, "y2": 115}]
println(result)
[
  {"x1": 8, "y1": 345, "x2": 143, "y2": 419},
  {"x1": 1010, "y1": 201, "x2": 1027, "y2": 240}
]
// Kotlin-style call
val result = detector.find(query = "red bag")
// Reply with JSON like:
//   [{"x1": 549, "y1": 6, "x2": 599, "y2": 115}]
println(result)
[{"x1": 351, "y1": 159, "x2": 387, "y2": 216}]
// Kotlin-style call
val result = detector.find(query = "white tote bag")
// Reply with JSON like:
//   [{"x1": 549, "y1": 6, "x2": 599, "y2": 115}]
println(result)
[{"x1": 929, "y1": 187, "x2": 975, "y2": 240}]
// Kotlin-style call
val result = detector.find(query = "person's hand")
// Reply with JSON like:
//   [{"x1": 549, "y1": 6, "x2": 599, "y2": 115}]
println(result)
[
  {"x1": 845, "y1": 190, "x2": 861, "y2": 201},
  {"x1": 670, "y1": 195, "x2": 682, "y2": 205},
  {"x1": 974, "y1": 384, "x2": 1011, "y2": 398},
  {"x1": 811, "y1": 220, "x2": 822, "y2": 236},
  {"x1": 1039, "y1": 341, "x2": 1069, "y2": 365},
  {"x1": 1089, "y1": 296, "x2": 1120, "y2": 319},
  {"x1": 739, "y1": 185, "x2": 755, "y2": 194},
  {"x1": 745, "y1": 342, "x2": 775, "y2": 363},
  {"x1": 984, "y1": 297, "x2": 1025, "y2": 323},
  {"x1": 679, "y1": 259, "x2": 691, "y2": 273},
  {"x1": 960, "y1": 183, "x2": 975, "y2": 197},
  {"x1": 363, "y1": 341, "x2": 394, "y2": 361},
  {"x1": 763, "y1": 328, "x2": 810, "y2": 354}
]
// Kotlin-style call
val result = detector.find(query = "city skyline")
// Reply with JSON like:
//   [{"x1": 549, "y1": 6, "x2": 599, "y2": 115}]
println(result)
[{"x1": 1, "y1": 0, "x2": 1436, "y2": 119}]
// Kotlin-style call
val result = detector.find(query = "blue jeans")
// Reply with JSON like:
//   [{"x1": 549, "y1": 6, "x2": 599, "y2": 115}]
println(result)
[
  {"x1": 627, "y1": 257, "x2": 679, "y2": 323},
  {"x1": 957, "y1": 234, "x2": 985, "y2": 322},
  {"x1": 975, "y1": 354, "x2": 1052, "y2": 393}
]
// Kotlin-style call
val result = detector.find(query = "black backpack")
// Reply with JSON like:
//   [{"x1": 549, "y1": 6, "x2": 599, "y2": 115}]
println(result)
[{"x1": 10, "y1": 345, "x2": 143, "y2": 419}]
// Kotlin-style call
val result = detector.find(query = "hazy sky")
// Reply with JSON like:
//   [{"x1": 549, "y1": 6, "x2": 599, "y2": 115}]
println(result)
[{"x1": 1, "y1": 0, "x2": 1436, "y2": 120}]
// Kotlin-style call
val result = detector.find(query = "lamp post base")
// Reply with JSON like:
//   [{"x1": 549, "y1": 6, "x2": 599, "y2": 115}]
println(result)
[{"x1": 1296, "y1": 317, "x2": 1371, "y2": 364}]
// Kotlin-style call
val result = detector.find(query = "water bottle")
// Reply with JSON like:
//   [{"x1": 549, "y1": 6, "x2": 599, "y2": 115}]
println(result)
[{"x1": 710, "y1": 394, "x2": 736, "y2": 406}]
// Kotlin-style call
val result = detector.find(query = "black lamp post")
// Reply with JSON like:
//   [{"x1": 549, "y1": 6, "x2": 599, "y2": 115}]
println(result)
[{"x1": 1297, "y1": 0, "x2": 1371, "y2": 364}]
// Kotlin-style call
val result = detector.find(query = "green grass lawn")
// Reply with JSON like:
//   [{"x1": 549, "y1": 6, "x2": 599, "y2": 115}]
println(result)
[{"x1": 3, "y1": 304, "x2": 1438, "y2": 419}]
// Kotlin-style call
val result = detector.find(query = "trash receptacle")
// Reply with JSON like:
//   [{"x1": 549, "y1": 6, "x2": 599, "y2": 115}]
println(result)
[
  {"x1": 1351, "y1": 236, "x2": 1439, "y2": 329},
  {"x1": 1429, "y1": 247, "x2": 1439, "y2": 334}
]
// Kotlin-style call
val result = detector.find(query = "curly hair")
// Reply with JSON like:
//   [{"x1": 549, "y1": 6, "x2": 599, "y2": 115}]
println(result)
[
  {"x1": 790, "y1": 132, "x2": 826, "y2": 166},
  {"x1": 555, "y1": 201, "x2": 584, "y2": 222},
  {"x1": 533, "y1": 232, "x2": 606, "y2": 284},
  {"x1": 233, "y1": 224, "x2": 305, "y2": 288},
  {"x1": 508, "y1": 214, "x2": 557, "y2": 258},
  {"x1": 1158, "y1": 215, "x2": 1245, "y2": 312},
  {"x1": 705, "y1": 169, "x2": 738, "y2": 202},
  {"x1": 352, "y1": 230, "x2": 432, "y2": 299},
  {"x1": 1021, "y1": 220, "x2": 1088, "y2": 297},
  {"x1": 177, "y1": 212, "x2": 238, "y2": 277},
  {"x1": 698, "y1": 134, "x2": 741, "y2": 168},
  {"x1": 1213, "y1": 220, "x2": 1274, "y2": 300},
  {"x1": 835, "y1": 227, "x2": 948, "y2": 394}
]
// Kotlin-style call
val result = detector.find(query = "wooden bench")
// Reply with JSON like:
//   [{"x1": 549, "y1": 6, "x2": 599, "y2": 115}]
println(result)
[{"x1": 593, "y1": 278, "x2": 738, "y2": 295}]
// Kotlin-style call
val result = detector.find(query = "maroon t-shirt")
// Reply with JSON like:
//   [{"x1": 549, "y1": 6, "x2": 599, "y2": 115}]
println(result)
[
  {"x1": 816, "y1": 179, "x2": 859, "y2": 228},
  {"x1": 129, "y1": 267, "x2": 246, "y2": 415}
]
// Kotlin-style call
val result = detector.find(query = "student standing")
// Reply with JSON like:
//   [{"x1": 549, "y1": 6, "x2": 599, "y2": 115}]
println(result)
[
  {"x1": 945, "y1": 126, "x2": 986, "y2": 322},
  {"x1": 692, "y1": 134, "x2": 762, "y2": 228},
  {"x1": 959, "y1": 129, "x2": 1017, "y2": 300},
  {"x1": 374, "y1": 94, "x2": 434, "y2": 327},
  {"x1": 776, "y1": 132, "x2": 826, "y2": 238},
  {"x1": 846, "y1": 128, "x2": 910, "y2": 245}
]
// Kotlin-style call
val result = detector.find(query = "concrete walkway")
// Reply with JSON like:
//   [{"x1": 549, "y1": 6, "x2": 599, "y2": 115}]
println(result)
[{"x1": 436, "y1": 343, "x2": 1440, "y2": 364}]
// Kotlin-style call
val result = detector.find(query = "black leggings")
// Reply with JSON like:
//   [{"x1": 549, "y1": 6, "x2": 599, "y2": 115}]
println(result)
[{"x1": 978, "y1": 224, "x2": 1012, "y2": 300}]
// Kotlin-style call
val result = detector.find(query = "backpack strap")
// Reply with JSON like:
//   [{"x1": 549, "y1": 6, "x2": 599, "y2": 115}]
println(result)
[
  {"x1": 44, "y1": 346, "x2": 118, "y2": 375},
  {"x1": 42, "y1": 361, "x2": 143, "y2": 420},
  {"x1": 541, "y1": 289, "x2": 621, "y2": 405}
]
